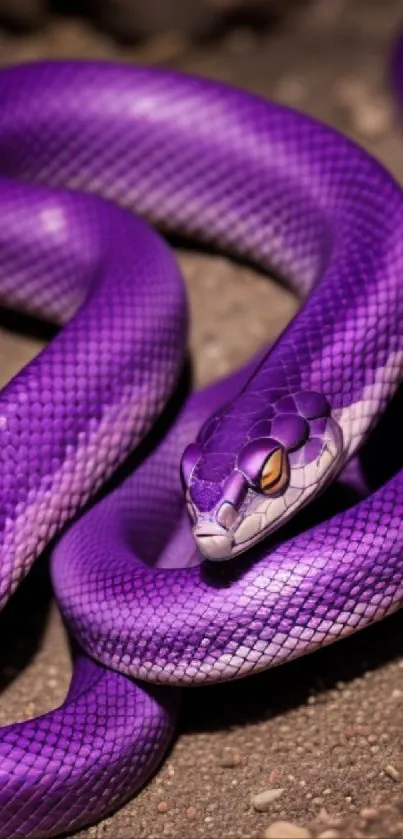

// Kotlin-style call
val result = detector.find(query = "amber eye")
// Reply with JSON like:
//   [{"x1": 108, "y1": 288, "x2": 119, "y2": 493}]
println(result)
[{"x1": 259, "y1": 448, "x2": 289, "y2": 495}]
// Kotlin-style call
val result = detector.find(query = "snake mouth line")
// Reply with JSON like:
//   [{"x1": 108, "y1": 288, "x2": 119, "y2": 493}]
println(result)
[{"x1": 193, "y1": 524, "x2": 234, "y2": 560}]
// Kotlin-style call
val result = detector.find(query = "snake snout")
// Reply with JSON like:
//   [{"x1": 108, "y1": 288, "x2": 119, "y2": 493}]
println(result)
[{"x1": 193, "y1": 522, "x2": 234, "y2": 560}]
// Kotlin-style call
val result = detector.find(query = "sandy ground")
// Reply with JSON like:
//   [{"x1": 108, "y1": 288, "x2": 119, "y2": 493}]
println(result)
[{"x1": 1, "y1": 1, "x2": 403, "y2": 837}]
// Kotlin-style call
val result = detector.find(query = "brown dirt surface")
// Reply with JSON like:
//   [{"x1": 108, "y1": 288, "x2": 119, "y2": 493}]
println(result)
[{"x1": 1, "y1": 1, "x2": 403, "y2": 837}]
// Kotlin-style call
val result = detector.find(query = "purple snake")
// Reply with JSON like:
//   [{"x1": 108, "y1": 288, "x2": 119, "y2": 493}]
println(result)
[{"x1": 1, "y1": 56, "x2": 403, "y2": 837}]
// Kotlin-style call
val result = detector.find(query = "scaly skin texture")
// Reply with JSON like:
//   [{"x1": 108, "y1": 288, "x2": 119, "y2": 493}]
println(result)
[{"x1": 0, "y1": 60, "x2": 403, "y2": 836}]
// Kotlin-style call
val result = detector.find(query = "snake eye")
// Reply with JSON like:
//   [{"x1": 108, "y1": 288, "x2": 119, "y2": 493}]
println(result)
[
  {"x1": 259, "y1": 448, "x2": 289, "y2": 495},
  {"x1": 238, "y1": 438, "x2": 290, "y2": 495}
]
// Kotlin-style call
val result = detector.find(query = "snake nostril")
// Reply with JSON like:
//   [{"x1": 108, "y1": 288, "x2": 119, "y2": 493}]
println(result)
[{"x1": 216, "y1": 501, "x2": 239, "y2": 530}]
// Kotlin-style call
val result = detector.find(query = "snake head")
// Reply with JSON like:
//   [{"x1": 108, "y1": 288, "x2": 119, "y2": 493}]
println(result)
[{"x1": 180, "y1": 390, "x2": 343, "y2": 560}]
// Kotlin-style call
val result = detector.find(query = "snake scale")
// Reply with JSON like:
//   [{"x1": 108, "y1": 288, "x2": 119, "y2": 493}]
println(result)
[{"x1": 0, "y1": 56, "x2": 403, "y2": 837}]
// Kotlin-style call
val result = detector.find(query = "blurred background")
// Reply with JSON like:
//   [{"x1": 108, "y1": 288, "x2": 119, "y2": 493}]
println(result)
[
  {"x1": 1, "y1": 2, "x2": 403, "y2": 839},
  {"x1": 0, "y1": 0, "x2": 286, "y2": 42}
]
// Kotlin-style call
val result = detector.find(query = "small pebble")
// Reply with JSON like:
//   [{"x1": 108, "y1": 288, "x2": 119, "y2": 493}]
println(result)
[
  {"x1": 219, "y1": 749, "x2": 242, "y2": 768},
  {"x1": 384, "y1": 763, "x2": 400, "y2": 781},
  {"x1": 360, "y1": 807, "x2": 378, "y2": 820},
  {"x1": 157, "y1": 801, "x2": 169, "y2": 813},
  {"x1": 263, "y1": 821, "x2": 311, "y2": 839},
  {"x1": 353, "y1": 101, "x2": 393, "y2": 138},
  {"x1": 252, "y1": 788, "x2": 284, "y2": 811},
  {"x1": 186, "y1": 807, "x2": 197, "y2": 819}
]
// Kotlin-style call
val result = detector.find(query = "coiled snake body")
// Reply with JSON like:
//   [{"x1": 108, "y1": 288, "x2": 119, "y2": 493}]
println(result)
[{"x1": 1, "y1": 60, "x2": 403, "y2": 837}]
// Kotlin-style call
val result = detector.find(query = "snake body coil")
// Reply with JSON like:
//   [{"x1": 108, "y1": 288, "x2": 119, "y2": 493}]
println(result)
[{"x1": 0, "y1": 61, "x2": 403, "y2": 837}]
